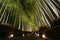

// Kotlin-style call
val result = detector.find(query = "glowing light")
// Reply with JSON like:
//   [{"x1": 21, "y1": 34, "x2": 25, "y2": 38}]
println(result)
[
  {"x1": 22, "y1": 34, "x2": 24, "y2": 37},
  {"x1": 9, "y1": 34, "x2": 13, "y2": 38},
  {"x1": 35, "y1": 33, "x2": 39, "y2": 37},
  {"x1": 42, "y1": 34, "x2": 46, "y2": 38},
  {"x1": 36, "y1": 34, "x2": 39, "y2": 36}
]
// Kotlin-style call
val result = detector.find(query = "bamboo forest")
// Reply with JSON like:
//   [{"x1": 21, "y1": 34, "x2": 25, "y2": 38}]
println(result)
[{"x1": 0, "y1": 0, "x2": 60, "y2": 40}]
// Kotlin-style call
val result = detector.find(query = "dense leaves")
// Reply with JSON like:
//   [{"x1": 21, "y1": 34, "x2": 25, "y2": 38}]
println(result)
[
  {"x1": 19, "y1": 0, "x2": 36, "y2": 27},
  {"x1": 3, "y1": 0, "x2": 36, "y2": 27}
]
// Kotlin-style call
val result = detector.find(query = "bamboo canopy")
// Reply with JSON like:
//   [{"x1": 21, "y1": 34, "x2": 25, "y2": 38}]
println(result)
[{"x1": 0, "y1": 0, "x2": 60, "y2": 31}]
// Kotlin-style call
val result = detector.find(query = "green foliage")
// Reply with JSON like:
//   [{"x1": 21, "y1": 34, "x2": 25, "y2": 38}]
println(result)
[
  {"x1": 1, "y1": 0, "x2": 36, "y2": 27},
  {"x1": 19, "y1": 0, "x2": 36, "y2": 27}
]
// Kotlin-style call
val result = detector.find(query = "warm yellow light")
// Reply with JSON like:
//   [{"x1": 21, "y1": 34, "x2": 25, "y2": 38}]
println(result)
[
  {"x1": 9, "y1": 34, "x2": 14, "y2": 38},
  {"x1": 42, "y1": 34, "x2": 46, "y2": 38}
]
